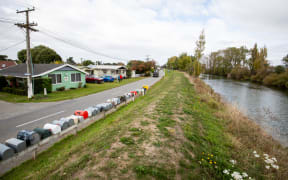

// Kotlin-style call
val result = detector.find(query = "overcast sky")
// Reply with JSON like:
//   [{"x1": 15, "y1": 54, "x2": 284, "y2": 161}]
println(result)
[{"x1": 0, "y1": 0, "x2": 287, "y2": 65}]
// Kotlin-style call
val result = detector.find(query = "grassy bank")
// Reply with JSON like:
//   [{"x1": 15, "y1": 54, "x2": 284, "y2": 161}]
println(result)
[
  {"x1": 1, "y1": 71, "x2": 287, "y2": 179},
  {"x1": 0, "y1": 77, "x2": 145, "y2": 103}
]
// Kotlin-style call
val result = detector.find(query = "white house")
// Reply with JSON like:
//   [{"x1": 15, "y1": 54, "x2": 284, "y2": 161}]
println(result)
[{"x1": 86, "y1": 65, "x2": 127, "y2": 78}]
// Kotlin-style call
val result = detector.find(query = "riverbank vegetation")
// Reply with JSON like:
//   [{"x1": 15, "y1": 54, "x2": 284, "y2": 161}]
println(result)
[
  {"x1": 2, "y1": 71, "x2": 287, "y2": 179},
  {"x1": 167, "y1": 41, "x2": 288, "y2": 89}
]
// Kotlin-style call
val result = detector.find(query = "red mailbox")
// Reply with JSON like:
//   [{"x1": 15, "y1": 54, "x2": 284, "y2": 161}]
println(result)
[
  {"x1": 74, "y1": 110, "x2": 88, "y2": 119},
  {"x1": 130, "y1": 91, "x2": 137, "y2": 96}
]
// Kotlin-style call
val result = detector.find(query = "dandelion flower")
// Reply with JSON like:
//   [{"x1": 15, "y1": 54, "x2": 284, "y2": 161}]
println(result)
[
  {"x1": 214, "y1": 161, "x2": 216, "y2": 164},
  {"x1": 264, "y1": 159, "x2": 274, "y2": 164},
  {"x1": 202, "y1": 152, "x2": 204, "y2": 154},
  {"x1": 242, "y1": 172, "x2": 248, "y2": 178},
  {"x1": 265, "y1": 165, "x2": 270, "y2": 169},
  {"x1": 229, "y1": 160, "x2": 237, "y2": 165},
  {"x1": 271, "y1": 164, "x2": 279, "y2": 170},
  {"x1": 231, "y1": 171, "x2": 243, "y2": 180},
  {"x1": 209, "y1": 161, "x2": 212, "y2": 164},
  {"x1": 208, "y1": 157, "x2": 210, "y2": 160},
  {"x1": 254, "y1": 154, "x2": 260, "y2": 158},
  {"x1": 201, "y1": 158, "x2": 204, "y2": 161},
  {"x1": 211, "y1": 154, "x2": 214, "y2": 157},
  {"x1": 223, "y1": 169, "x2": 229, "y2": 175}
]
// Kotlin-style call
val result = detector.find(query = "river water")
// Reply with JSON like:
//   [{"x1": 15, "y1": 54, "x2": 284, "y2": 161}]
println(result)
[{"x1": 200, "y1": 74, "x2": 288, "y2": 147}]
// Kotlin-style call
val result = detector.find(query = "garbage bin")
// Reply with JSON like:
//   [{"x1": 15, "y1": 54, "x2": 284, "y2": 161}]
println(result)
[
  {"x1": 43, "y1": 123, "x2": 61, "y2": 134},
  {"x1": 60, "y1": 117, "x2": 75, "y2": 127},
  {"x1": 74, "y1": 110, "x2": 88, "y2": 119},
  {"x1": 52, "y1": 120, "x2": 69, "y2": 131},
  {"x1": 67, "y1": 115, "x2": 83, "y2": 124},
  {"x1": 33, "y1": 128, "x2": 52, "y2": 140},
  {"x1": 5, "y1": 138, "x2": 26, "y2": 153},
  {"x1": 17, "y1": 130, "x2": 40, "y2": 146},
  {"x1": 0, "y1": 144, "x2": 15, "y2": 161}
]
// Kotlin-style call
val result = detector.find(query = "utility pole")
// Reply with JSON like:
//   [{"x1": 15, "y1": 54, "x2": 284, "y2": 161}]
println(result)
[
  {"x1": 145, "y1": 55, "x2": 150, "y2": 61},
  {"x1": 15, "y1": 7, "x2": 38, "y2": 99}
]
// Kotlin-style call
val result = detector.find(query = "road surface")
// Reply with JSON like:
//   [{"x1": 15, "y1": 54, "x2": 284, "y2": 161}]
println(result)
[{"x1": 0, "y1": 73, "x2": 163, "y2": 142}]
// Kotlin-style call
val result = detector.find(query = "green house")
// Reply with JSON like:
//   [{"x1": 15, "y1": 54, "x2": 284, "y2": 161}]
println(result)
[{"x1": 0, "y1": 64, "x2": 88, "y2": 92}]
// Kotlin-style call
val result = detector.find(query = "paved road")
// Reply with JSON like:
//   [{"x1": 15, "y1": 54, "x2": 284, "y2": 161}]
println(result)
[{"x1": 0, "y1": 73, "x2": 163, "y2": 142}]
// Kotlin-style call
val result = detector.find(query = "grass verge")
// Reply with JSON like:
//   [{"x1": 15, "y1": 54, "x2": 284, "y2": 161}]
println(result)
[
  {"x1": 1, "y1": 71, "x2": 287, "y2": 180},
  {"x1": 0, "y1": 77, "x2": 145, "y2": 103}
]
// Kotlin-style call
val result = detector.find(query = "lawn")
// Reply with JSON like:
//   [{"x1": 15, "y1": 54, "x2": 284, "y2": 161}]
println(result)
[
  {"x1": 1, "y1": 71, "x2": 287, "y2": 179},
  {"x1": 0, "y1": 77, "x2": 145, "y2": 103}
]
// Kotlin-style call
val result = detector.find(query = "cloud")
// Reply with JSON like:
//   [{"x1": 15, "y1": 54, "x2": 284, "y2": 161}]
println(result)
[{"x1": 0, "y1": 0, "x2": 287, "y2": 65}]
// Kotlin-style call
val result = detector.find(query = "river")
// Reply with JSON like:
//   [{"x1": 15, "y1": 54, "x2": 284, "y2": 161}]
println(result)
[{"x1": 200, "y1": 74, "x2": 288, "y2": 147}]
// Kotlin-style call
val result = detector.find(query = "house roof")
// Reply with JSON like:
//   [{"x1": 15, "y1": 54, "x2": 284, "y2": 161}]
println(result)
[
  {"x1": 87, "y1": 65, "x2": 126, "y2": 70},
  {"x1": 0, "y1": 61, "x2": 17, "y2": 70},
  {"x1": 0, "y1": 64, "x2": 88, "y2": 78}
]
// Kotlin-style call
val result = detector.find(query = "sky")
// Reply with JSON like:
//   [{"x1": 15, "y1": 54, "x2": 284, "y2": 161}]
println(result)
[{"x1": 0, "y1": 0, "x2": 287, "y2": 65}]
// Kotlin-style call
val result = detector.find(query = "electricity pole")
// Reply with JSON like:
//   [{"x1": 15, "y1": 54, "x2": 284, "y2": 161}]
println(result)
[{"x1": 15, "y1": 7, "x2": 38, "y2": 99}]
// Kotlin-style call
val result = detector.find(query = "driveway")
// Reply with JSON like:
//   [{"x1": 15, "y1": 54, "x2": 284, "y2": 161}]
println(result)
[{"x1": 0, "y1": 72, "x2": 163, "y2": 142}]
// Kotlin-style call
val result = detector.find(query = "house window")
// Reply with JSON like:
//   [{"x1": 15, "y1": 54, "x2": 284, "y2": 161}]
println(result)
[
  {"x1": 48, "y1": 74, "x2": 62, "y2": 84},
  {"x1": 71, "y1": 73, "x2": 81, "y2": 82}
]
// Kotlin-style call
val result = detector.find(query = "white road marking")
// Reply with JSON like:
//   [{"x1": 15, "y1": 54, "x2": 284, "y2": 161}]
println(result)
[{"x1": 16, "y1": 111, "x2": 65, "y2": 128}]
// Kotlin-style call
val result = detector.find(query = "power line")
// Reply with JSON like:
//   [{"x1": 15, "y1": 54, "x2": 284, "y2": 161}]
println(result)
[
  {"x1": 0, "y1": 40, "x2": 25, "y2": 52},
  {"x1": 37, "y1": 27, "x2": 129, "y2": 62}
]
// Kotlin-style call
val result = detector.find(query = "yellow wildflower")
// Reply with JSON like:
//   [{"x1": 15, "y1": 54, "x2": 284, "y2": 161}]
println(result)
[
  {"x1": 201, "y1": 158, "x2": 204, "y2": 161},
  {"x1": 214, "y1": 162, "x2": 216, "y2": 164},
  {"x1": 209, "y1": 161, "x2": 212, "y2": 164},
  {"x1": 207, "y1": 157, "x2": 210, "y2": 160}
]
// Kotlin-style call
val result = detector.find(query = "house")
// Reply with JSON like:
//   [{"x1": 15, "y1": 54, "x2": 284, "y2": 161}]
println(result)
[
  {"x1": 85, "y1": 65, "x2": 127, "y2": 78},
  {"x1": 0, "y1": 60, "x2": 17, "y2": 70},
  {"x1": 0, "y1": 64, "x2": 88, "y2": 91}
]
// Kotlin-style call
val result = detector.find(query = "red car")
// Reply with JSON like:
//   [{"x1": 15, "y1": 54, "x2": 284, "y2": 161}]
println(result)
[{"x1": 85, "y1": 75, "x2": 104, "y2": 84}]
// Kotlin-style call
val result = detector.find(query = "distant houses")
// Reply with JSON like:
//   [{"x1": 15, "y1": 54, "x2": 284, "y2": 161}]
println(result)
[
  {"x1": 0, "y1": 60, "x2": 17, "y2": 70},
  {"x1": 78, "y1": 65, "x2": 127, "y2": 78}
]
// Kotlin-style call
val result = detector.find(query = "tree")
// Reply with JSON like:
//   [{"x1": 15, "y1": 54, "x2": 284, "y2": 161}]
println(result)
[
  {"x1": 192, "y1": 29, "x2": 205, "y2": 76},
  {"x1": 82, "y1": 60, "x2": 94, "y2": 66},
  {"x1": 282, "y1": 54, "x2": 288, "y2": 67},
  {"x1": 66, "y1": 57, "x2": 76, "y2": 65},
  {"x1": 17, "y1": 45, "x2": 62, "y2": 64},
  {"x1": 0, "y1": 55, "x2": 8, "y2": 60},
  {"x1": 275, "y1": 65, "x2": 285, "y2": 74}
]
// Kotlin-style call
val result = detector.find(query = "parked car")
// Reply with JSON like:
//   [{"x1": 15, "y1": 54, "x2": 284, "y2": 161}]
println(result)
[
  {"x1": 102, "y1": 75, "x2": 115, "y2": 82},
  {"x1": 153, "y1": 71, "x2": 159, "y2": 77},
  {"x1": 85, "y1": 75, "x2": 104, "y2": 84}
]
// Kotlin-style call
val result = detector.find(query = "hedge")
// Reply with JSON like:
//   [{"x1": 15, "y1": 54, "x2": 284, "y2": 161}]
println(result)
[
  {"x1": 2, "y1": 87, "x2": 27, "y2": 96},
  {"x1": 34, "y1": 78, "x2": 52, "y2": 94}
]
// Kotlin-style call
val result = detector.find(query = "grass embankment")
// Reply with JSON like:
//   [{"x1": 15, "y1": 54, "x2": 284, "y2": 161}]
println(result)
[
  {"x1": 0, "y1": 77, "x2": 145, "y2": 103},
  {"x1": 2, "y1": 71, "x2": 287, "y2": 179}
]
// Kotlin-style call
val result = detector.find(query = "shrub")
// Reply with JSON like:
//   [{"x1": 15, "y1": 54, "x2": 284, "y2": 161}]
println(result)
[
  {"x1": 230, "y1": 67, "x2": 250, "y2": 80},
  {"x1": 144, "y1": 71, "x2": 151, "y2": 77},
  {"x1": 263, "y1": 72, "x2": 288, "y2": 88},
  {"x1": 0, "y1": 76, "x2": 8, "y2": 91},
  {"x1": 34, "y1": 78, "x2": 52, "y2": 94},
  {"x1": 2, "y1": 87, "x2": 27, "y2": 96},
  {"x1": 83, "y1": 84, "x2": 87, "y2": 88},
  {"x1": 56, "y1": 87, "x2": 65, "y2": 91},
  {"x1": 126, "y1": 69, "x2": 131, "y2": 78}
]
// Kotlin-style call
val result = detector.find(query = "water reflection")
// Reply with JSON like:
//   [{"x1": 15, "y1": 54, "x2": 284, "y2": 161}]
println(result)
[{"x1": 200, "y1": 74, "x2": 288, "y2": 147}]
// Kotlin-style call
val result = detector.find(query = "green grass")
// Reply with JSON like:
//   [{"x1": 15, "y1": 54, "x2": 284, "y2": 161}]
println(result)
[
  {"x1": 1, "y1": 71, "x2": 286, "y2": 180},
  {"x1": 0, "y1": 77, "x2": 145, "y2": 103}
]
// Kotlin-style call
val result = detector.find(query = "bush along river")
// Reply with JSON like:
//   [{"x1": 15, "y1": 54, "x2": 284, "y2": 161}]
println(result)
[{"x1": 200, "y1": 74, "x2": 288, "y2": 147}]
